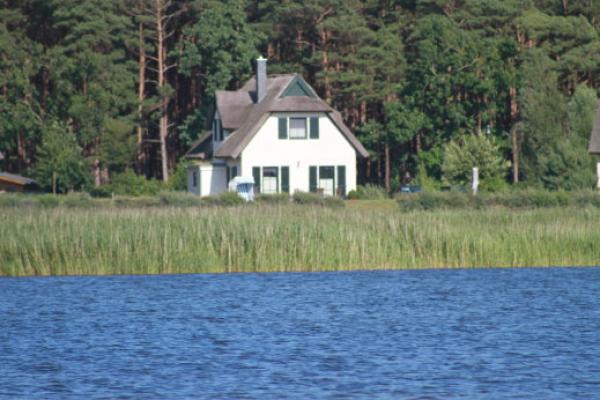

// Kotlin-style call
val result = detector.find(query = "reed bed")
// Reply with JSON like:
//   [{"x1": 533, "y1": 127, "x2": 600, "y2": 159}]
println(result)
[{"x1": 1, "y1": 206, "x2": 599, "y2": 276}]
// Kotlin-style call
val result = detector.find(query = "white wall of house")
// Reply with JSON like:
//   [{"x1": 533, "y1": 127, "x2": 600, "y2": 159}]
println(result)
[
  {"x1": 187, "y1": 164, "x2": 227, "y2": 196},
  {"x1": 240, "y1": 112, "x2": 357, "y2": 195}
]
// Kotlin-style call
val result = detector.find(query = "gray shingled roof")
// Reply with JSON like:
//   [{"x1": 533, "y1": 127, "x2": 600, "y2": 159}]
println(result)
[
  {"x1": 213, "y1": 74, "x2": 368, "y2": 158},
  {"x1": 588, "y1": 101, "x2": 600, "y2": 154},
  {"x1": 185, "y1": 130, "x2": 213, "y2": 160},
  {"x1": 215, "y1": 90, "x2": 253, "y2": 129}
]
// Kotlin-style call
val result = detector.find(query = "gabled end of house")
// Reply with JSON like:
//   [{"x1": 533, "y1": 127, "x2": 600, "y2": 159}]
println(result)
[{"x1": 186, "y1": 57, "x2": 368, "y2": 198}]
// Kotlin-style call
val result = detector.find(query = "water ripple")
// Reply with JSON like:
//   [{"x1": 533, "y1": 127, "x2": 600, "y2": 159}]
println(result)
[{"x1": 1, "y1": 268, "x2": 600, "y2": 399}]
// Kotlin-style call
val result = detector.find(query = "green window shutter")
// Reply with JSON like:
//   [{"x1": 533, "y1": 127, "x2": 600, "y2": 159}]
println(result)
[
  {"x1": 232, "y1": 166, "x2": 238, "y2": 178},
  {"x1": 309, "y1": 166, "x2": 317, "y2": 193},
  {"x1": 281, "y1": 166, "x2": 290, "y2": 193},
  {"x1": 252, "y1": 167, "x2": 261, "y2": 193},
  {"x1": 278, "y1": 117, "x2": 288, "y2": 139},
  {"x1": 337, "y1": 166, "x2": 346, "y2": 197},
  {"x1": 226, "y1": 167, "x2": 231, "y2": 183},
  {"x1": 309, "y1": 117, "x2": 319, "y2": 139}
]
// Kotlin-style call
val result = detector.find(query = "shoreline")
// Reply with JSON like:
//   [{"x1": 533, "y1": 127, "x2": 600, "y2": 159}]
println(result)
[{"x1": 2, "y1": 264, "x2": 599, "y2": 279}]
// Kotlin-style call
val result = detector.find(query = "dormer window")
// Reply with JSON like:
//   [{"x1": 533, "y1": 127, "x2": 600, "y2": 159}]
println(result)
[
  {"x1": 289, "y1": 118, "x2": 307, "y2": 139},
  {"x1": 278, "y1": 116, "x2": 319, "y2": 140},
  {"x1": 213, "y1": 116, "x2": 224, "y2": 142}
]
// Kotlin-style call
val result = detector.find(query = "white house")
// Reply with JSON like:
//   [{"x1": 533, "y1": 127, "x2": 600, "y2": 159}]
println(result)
[{"x1": 186, "y1": 57, "x2": 368, "y2": 197}]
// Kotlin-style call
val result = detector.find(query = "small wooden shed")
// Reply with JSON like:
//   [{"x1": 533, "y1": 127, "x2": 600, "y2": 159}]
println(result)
[{"x1": 0, "y1": 172, "x2": 37, "y2": 193}]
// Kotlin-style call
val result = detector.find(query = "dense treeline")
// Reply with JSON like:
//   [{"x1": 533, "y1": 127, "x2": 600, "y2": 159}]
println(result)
[{"x1": 1, "y1": 0, "x2": 599, "y2": 193}]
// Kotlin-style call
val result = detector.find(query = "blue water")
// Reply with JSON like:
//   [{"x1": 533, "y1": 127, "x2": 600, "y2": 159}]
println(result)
[{"x1": 1, "y1": 268, "x2": 600, "y2": 399}]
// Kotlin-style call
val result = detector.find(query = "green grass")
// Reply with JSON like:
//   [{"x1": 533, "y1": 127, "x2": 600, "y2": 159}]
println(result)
[{"x1": 1, "y1": 205, "x2": 599, "y2": 276}]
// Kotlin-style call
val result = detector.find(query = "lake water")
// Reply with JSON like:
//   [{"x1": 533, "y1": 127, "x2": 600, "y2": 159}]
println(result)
[{"x1": 1, "y1": 268, "x2": 600, "y2": 399}]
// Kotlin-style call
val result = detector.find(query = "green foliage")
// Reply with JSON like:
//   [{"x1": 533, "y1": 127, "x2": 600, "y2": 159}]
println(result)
[
  {"x1": 168, "y1": 160, "x2": 192, "y2": 191},
  {"x1": 397, "y1": 191, "x2": 470, "y2": 211},
  {"x1": 442, "y1": 134, "x2": 510, "y2": 192},
  {"x1": 292, "y1": 192, "x2": 345, "y2": 208},
  {"x1": 255, "y1": 193, "x2": 290, "y2": 204},
  {"x1": 33, "y1": 122, "x2": 91, "y2": 193},
  {"x1": 61, "y1": 192, "x2": 93, "y2": 208},
  {"x1": 347, "y1": 184, "x2": 389, "y2": 200},
  {"x1": 158, "y1": 191, "x2": 204, "y2": 207},
  {"x1": 520, "y1": 51, "x2": 598, "y2": 190},
  {"x1": 396, "y1": 188, "x2": 600, "y2": 210},
  {"x1": 414, "y1": 162, "x2": 442, "y2": 191},
  {"x1": 1, "y1": 0, "x2": 599, "y2": 193},
  {"x1": 105, "y1": 170, "x2": 164, "y2": 196},
  {"x1": 99, "y1": 118, "x2": 136, "y2": 174},
  {"x1": 203, "y1": 191, "x2": 246, "y2": 207}
]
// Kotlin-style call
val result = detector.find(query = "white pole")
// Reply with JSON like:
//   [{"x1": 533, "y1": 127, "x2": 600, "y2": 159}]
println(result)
[{"x1": 472, "y1": 167, "x2": 479, "y2": 195}]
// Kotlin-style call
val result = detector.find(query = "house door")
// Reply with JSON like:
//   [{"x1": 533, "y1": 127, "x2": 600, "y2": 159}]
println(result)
[
  {"x1": 319, "y1": 166, "x2": 335, "y2": 196},
  {"x1": 262, "y1": 167, "x2": 278, "y2": 194}
]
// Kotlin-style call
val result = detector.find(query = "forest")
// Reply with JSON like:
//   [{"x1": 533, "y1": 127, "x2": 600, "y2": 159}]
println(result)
[{"x1": 1, "y1": 0, "x2": 599, "y2": 193}]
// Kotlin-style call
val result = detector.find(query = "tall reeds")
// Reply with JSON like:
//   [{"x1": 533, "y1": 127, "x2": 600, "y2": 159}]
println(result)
[{"x1": 1, "y1": 206, "x2": 599, "y2": 276}]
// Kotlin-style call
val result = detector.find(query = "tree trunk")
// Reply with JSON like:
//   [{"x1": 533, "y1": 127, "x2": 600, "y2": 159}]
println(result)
[
  {"x1": 52, "y1": 171, "x2": 57, "y2": 195},
  {"x1": 17, "y1": 132, "x2": 26, "y2": 172},
  {"x1": 320, "y1": 29, "x2": 331, "y2": 102},
  {"x1": 137, "y1": 21, "x2": 146, "y2": 174},
  {"x1": 41, "y1": 67, "x2": 49, "y2": 114},
  {"x1": 156, "y1": 0, "x2": 169, "y2": 182},
  {"x1": 377, "y1": 150, "x2": 382, "y2": 186},
  {"x1": 93, "y1": 158, "x2": 101, "y2": 187},
  {"x1": 511, "y1": 126, "x2": 519, "y2": 184},
  {"x1": 509, "y1": 86, "x2": 519, "y2": 183},
  {"x1": 384, "y1": 143, "x2": 391, "y2": 193}
]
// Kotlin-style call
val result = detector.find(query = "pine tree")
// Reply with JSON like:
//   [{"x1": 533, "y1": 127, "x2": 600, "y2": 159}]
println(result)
[
  {"x1": 178, "y1": 0, "x2": 260, "y2": 145},
  {"x1": 50, "y1": 0, "x2": 137, "y2": 184}
]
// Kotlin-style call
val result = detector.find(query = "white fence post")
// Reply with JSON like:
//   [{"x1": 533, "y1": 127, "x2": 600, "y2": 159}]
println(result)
[{"x1": 472, "y1": 167, "x2": 479, "y2": 195}]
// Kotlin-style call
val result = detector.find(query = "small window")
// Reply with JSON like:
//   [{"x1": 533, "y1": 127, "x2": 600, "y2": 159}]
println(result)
[
  {"x1": 262, "y1": 167, "x2": 278, "y2": 194},
  {"x1": 192, "y1": 171, "x2": 198, "y2": 187},
  {"x1": 289, "y1": 118, "x2": 307, "y2": 139}
]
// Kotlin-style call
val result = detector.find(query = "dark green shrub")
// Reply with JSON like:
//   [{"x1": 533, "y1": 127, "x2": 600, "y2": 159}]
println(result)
[
  {"x1": 89, "y1": 186, "x2": 112, "y2": 198},
  {"x1": 292, "y1": 192, "x2": 344, "y2": 208},
  {"x1": 352, "y1": 184, "x2": 389, "y2": 199},
  {"x1": 396, "y1": 193, "x2": 422, "y2": 211},
  {"x1": 158, "y1": 191, "x2": 203, "y2": 207},
  {"x1": 112, "y1": 196, "x2": 161, "y2": 208},
  {"x1": 573, "y1": 190, "x2": 600, "y2": 208},
  {"x1": 37, "y1": 194, "x2": 60, "y2": 208},
  {"x1": 61, "y1": 192, "x2": 93, "y2": 208},
  {"x1": 487, "y1": 189, "x2": 572, "y2": 209},
  {"x1": 397, "y1": 191, "x2": 472, "y2": 211},
  {"x1": 168, "y1": 160, "x2": 192, "y2": 191},
  {"x1": 346, "y1": 190, "x2": 359, "y2": 200},
  {"x1": 203, "y1": 191, "x2": 246, "y2": 207},
  {"x1": 255, "y1": 193, "x2": 290, "y2": 204},
  {"x1": 109, "y1": 170, "x2": 164, "y2": 196}
]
